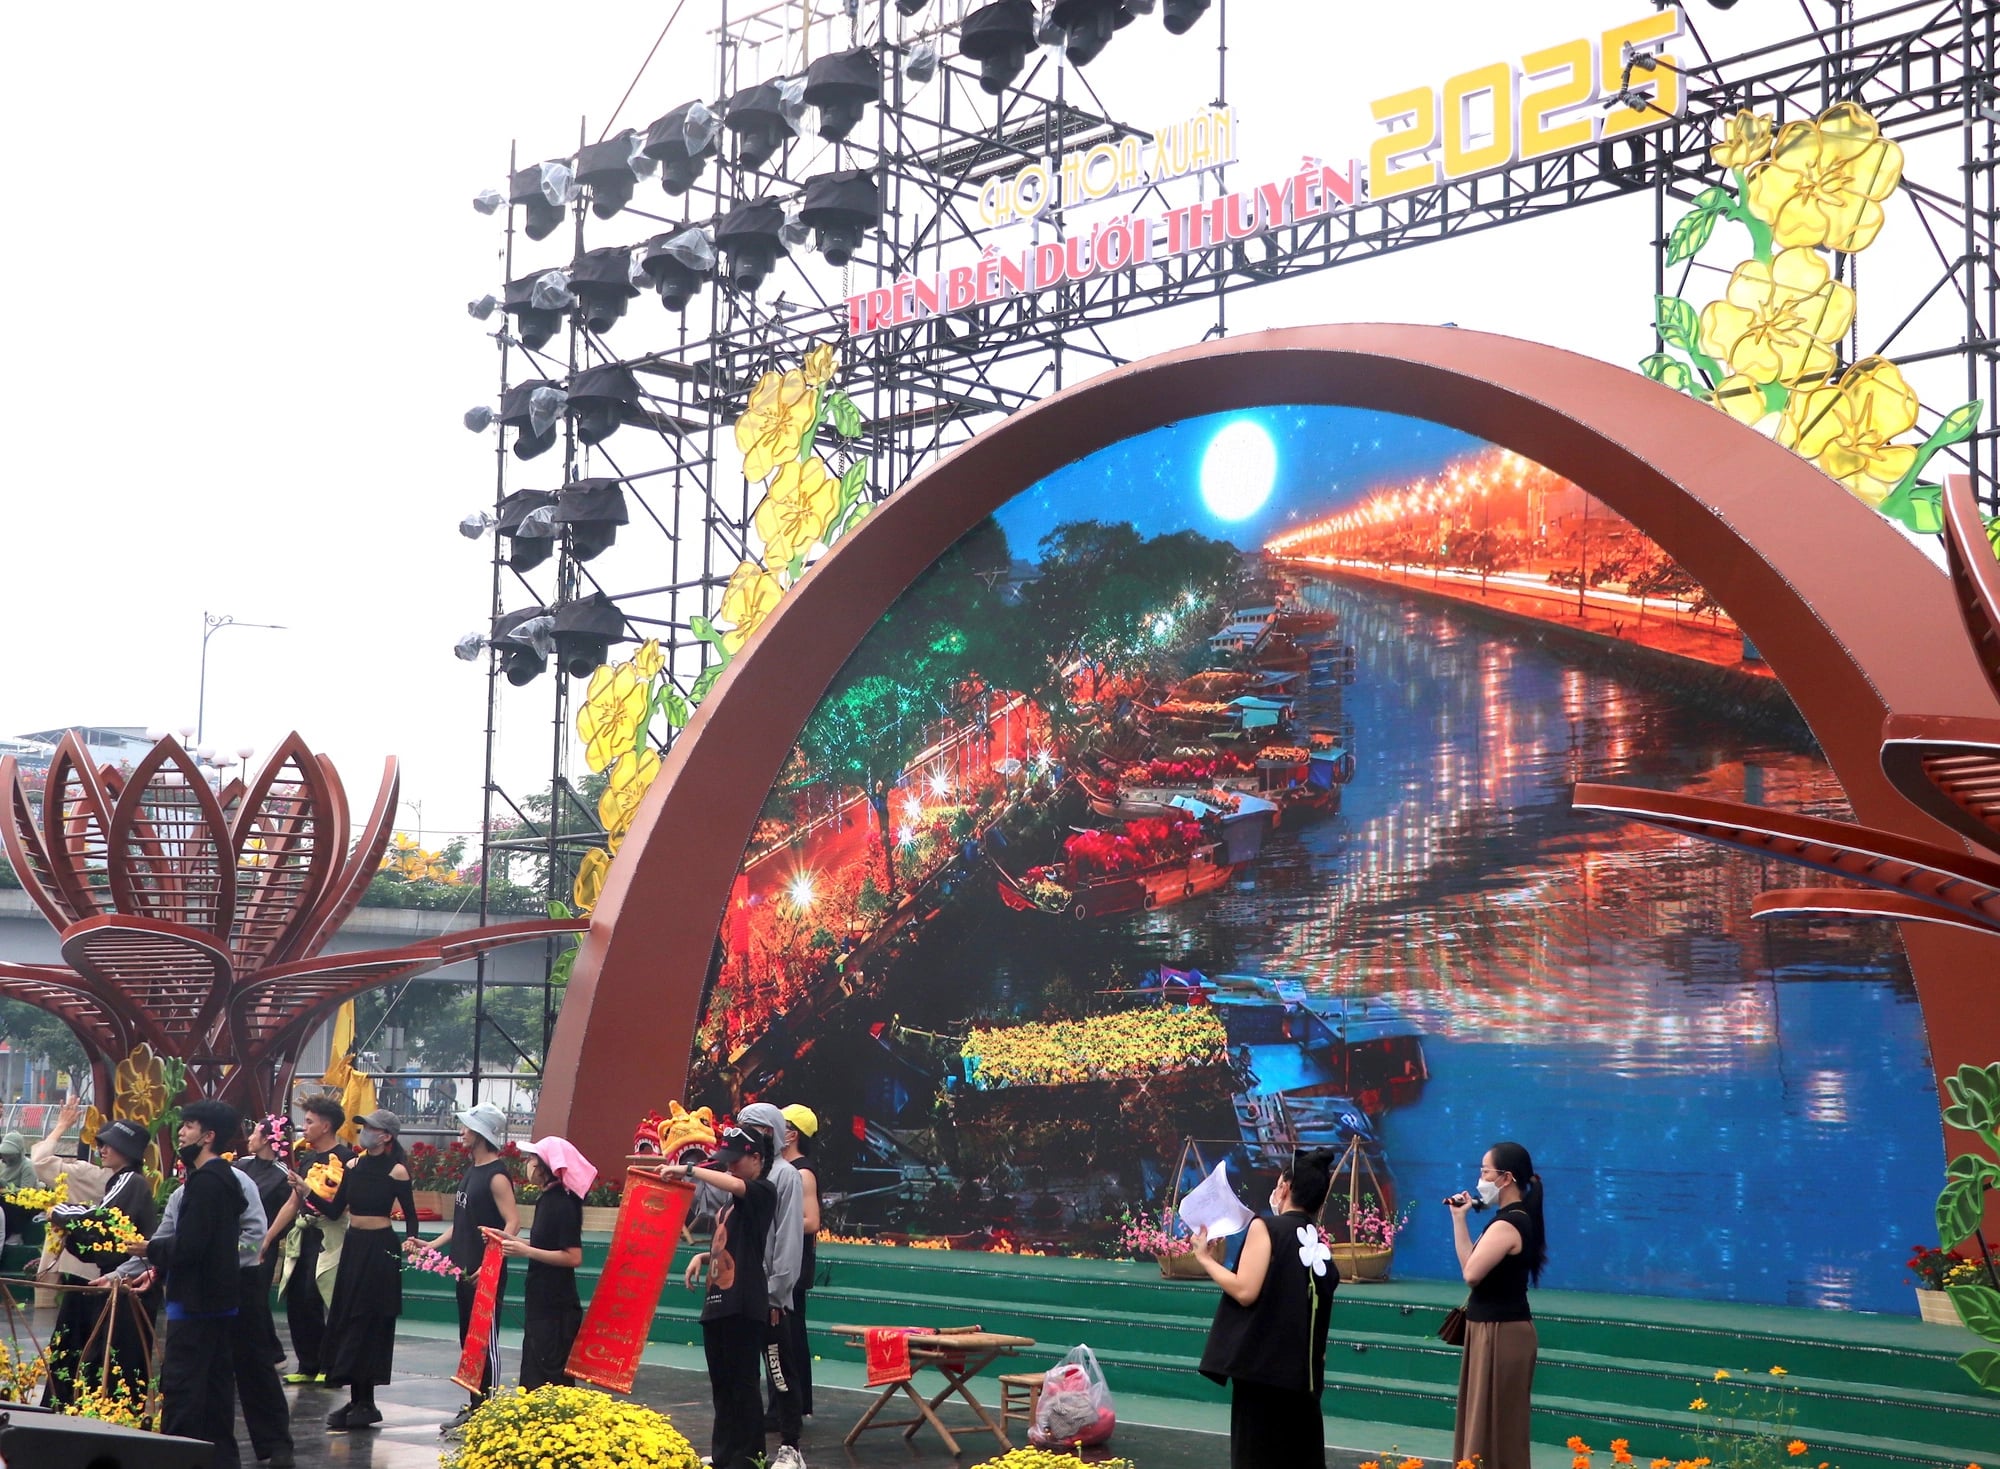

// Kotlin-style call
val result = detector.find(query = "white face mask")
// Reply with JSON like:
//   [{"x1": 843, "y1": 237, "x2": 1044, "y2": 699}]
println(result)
[
  {"x1": 1475, "y1": 1179, "x2": 1502, "y2": 1207},
  {"x1": 359, "y1": 1127, "x2": 384, "y2": 1149}
]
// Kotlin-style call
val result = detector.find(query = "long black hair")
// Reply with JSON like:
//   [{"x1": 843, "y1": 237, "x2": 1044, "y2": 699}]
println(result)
[
  {"x1": 1281, "y1": 1147, "x2": 1338, "y2": 1216},
  {"x1": 1488, "y1": 1139, "x2": 1547, "y2": 1284}
]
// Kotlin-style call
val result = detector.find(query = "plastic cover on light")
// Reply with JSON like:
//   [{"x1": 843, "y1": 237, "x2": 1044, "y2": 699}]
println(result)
[
  {"x1": 454, "y1": 632, "x2": 487, "y2": 662},
  {"x1": 659, "y1": 226, "x2": 715, "y2": 271},
  {"x1": 905, "y1": 41, "x2": 939, "y2": 83},
  {"x1": 473, "y1": 188, "x2": 504, "y2": 215},
  {"x1": 530, "y1": 270, "x2": 573, "y2": 310},
  {"x1": 527, "y1": 386, "x2": 568, "y2": 437},
  {"x1": 464, "y1": 405, "x2": 495, "y2": 432},
  {"x1": 777, "y1": 76, "x2": 809, "y2": 127},
  {"x1": 780, "y1": 209, "x2": 811, "y2": 249},
  {"x1": 468, "y1": 293, "x2": 498, "y2": 320},
  {"x1": 459, "y1": 511, "x2": 496, "y2": 540},
  {"x1": 684, "y1": 102, "x2": 722, "y2": 154}
]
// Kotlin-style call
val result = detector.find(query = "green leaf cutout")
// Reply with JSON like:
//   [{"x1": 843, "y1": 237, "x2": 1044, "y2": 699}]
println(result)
[
  {"x1": 1948, "y1": 1282, "x2": 2000, "y2": 1341},
  {"x1": 546, "y1": 899, "x2": 572, "y2": 920},
  {"x1": 659, "y1": 689, "x2": 692, "y2": 729},
  {"x1": 1943, "y1": 1062, "x2": 2000, "y2": 1136},
  {"x1": 797, "y1": 388, "x2": 826, "y2": 463},
  {"x1": 1878, "y1": 483, "x2": 1944, "y2": 536},
  {"x1": 839, "y1": 459, "x2": 868, "y2": 504},
  {"x1": 549, "y1": 941, "x2": 579, "y2": 988},
  {"x1": 1640, "y1": 354, "x2": 1694, "y2": 393},
  {"x1": 1666, "y1": 206, "x2": 1720, "y2": 264},
  {"x1": 1937, "y1": 1154, "x2": 2000, "y2": 1246},
  {"x1": 828, "y1": 390, "x2": 863, "y2": 439},
  {"x1": 689, "y1": 663, "x2": 724, "y2": 704},
  {"x1": 689, "y1": 614, "x2": 722, "y2": 645},
  {"x1": 1958, "y1": 1348, "x2": 2000, "y2": 1395},
  {"x1": 1655, "y1": 295, "x2": 1700, "y2": 352}
]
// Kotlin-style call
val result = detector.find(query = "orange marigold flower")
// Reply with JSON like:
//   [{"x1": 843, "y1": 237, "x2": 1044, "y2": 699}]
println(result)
[
  {"x1": 1574, "y1": 1458, "x2": 1591, "y2": 1469},
  {"x1": 1787, "y1": 1445, "x2": 1807, "y2": 1459},
  {"x1": 1398, "y1": 1459, "x2": 1423, "y2": 1469},
  {"x1": 1569, "y1": 1440, "x2": 1590, "y2": 1454},
  {"x1": 1689, "y1": 1397, "x2": 1708, "y2": 1412},
  {"x1": 1768, "y1": 1365, "x2": 1788, "y2": 1376},
  {"x1": 1714, "y1": 1369, "x2": 1731, "y2": 1381}
]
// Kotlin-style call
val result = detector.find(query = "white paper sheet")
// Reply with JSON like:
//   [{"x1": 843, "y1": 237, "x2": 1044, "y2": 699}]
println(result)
[{"x1": 1177, "y1": 1161, "x2": 1254, "y2": 1238}]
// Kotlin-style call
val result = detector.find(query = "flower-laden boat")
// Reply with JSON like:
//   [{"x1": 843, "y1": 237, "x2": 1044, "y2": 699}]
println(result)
[{"x1": 994, "y1": 816, "x2": 1235, "y2": 920}]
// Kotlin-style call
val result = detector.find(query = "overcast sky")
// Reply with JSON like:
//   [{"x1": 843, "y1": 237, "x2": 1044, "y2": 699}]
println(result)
[{"x1": 0, "y1": 1, "x2": 1948, "y2": 842}]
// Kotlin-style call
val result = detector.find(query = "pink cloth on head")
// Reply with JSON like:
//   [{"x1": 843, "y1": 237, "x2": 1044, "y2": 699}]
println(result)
[{"x1": 525, "y1": 1135, "x2": 597, "y2": 1198}]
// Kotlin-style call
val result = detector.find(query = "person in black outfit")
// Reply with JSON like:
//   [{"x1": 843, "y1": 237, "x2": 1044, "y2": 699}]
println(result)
[
  {"x1": 417, "y1": 1102, "x2": 520, "y2": 1431},
  {"x1": 314, "y1": 1108, "x2": 420, "y2": 1433},
  {"x1": 271, "y1": 1095, "x2": 351, "y2": 1384},
  {"x1": 497, "y1": 1136, "x2": 592, "y2": 1389},
  {"x1": 1196, "y1": 1148, "x2": 1339, "y2": 1469},
  {"x1": 769, "y1": 1104, "x2": 820, "y2": 1426},
  {"x1": 1448, "y1": 1139, "x2": 1546, "y2": 1469},
  {"x1": 43, "y1": 1116, "x2": 160, "y2": 1409},
  {"x1": 661, "y1": 1125, "x2": 777, "y2": 1469},
  {"x1": 234, "y1": 1116, "x2": 298, "y2": 1468},
  {"x1": 151, "y1": 1099, "x2": 248, "y2": 1469}
]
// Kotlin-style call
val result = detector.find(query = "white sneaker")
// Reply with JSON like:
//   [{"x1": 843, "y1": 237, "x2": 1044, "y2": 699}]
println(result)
[{"x1": 770, "y1": 1447, "x2": 806, "y2": 1469}]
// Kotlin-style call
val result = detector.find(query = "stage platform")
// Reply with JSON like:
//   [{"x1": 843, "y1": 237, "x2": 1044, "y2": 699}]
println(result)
[{"x1": 393, "y1": 1239, "x2": 1996, "y2": 1468}]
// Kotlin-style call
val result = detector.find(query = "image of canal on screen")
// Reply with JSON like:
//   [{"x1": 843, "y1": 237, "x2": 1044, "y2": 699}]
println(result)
[{"x1": 690, "y1": 403, "x2": 1939, "y2": 1313}]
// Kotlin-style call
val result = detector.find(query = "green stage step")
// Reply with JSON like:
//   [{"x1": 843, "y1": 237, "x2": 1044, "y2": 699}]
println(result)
[{"x1": 398, "y1": 1240, "x2": 1998, "y2": 1469}]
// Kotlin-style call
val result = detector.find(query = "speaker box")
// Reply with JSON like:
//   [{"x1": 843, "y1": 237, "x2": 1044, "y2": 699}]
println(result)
[{"x1": 0, "y1": 1404, "x2": 213, "y2": 1468}]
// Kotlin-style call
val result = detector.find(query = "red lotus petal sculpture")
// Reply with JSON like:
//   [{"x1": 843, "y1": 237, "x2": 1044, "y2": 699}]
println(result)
[
  {"x1": 1573, "y1": 475, "x2": 2000, "y2": 933},
  {"x1": 0, "y1": 733, "x2": 583, "y2": 1113}
]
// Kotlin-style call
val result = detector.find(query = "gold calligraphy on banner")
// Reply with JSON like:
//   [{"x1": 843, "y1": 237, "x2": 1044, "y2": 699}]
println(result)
[{"x1": 565, "y1": 1170, "x2": 696, "y2": 1394}]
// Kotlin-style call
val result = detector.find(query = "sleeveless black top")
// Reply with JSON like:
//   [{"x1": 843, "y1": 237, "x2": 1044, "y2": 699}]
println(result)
[
  {"x1": 452, "y1": 1158, "x2": 511, "y2": 1272},
  {"x1": 320, "y1": 1151, "x2": 420, "y2": 1240},
  {"x1": 1465, "y1": 1203, "x2": 1536, "y2": 1321},
  {"x1": 1199, "y1": 1211, "x2": 1336, "y2": 1395},
  {"x1": 795, "y1": 1159, "x2": 817, "y2": 1297}
]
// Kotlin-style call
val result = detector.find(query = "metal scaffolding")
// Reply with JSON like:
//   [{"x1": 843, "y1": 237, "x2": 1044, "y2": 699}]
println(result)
[{"x1": 437, "y1": 0, "x2": 1996, "y2": 1109}]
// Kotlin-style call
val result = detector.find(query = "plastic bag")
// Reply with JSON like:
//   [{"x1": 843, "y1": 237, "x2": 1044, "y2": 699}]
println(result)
[{"x1": 1029, "y1": 1343, "x2": 1116, "y2": 1449}]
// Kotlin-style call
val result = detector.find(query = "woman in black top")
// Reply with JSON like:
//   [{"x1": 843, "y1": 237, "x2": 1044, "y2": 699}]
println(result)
[
  {"x1": 235, "y1": 1116, "x2": 295, "y2": 1367},
  {"x1": 44, "y1": 1117, "x2": 160, "y2": 1408},
  {"x1": 1195, "y1": 1148, "x2": 1339, "y2": 1469},
  {"x1": 420, "y1": 1103, "x2": 520, "y2": 1429},
  {"x1": 314, "y1": 1108, "x2": 419, "y2": 1433},
  {"x1": 498, "y1": 1136, "x2": 591, "y2": 1389},
  {"x1": 1448, "y1": 1139, "x2": 1546, "y2": 1469},
  {"x1": 661, "y1": 1125, "x2": 777, "y2": 1469}
]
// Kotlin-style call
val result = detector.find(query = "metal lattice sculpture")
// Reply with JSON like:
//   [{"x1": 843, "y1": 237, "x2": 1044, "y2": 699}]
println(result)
[
  {"x1": 1574, "y1": 476, "x2": 2000, "y2": 933},
  {"x1": 0, "y1": 732, "x2": 582, "y2": 1112}
]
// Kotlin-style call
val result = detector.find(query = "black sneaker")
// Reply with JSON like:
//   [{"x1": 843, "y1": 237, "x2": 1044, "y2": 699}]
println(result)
[
  {"x1": 327, "y1": 1405, "x2": 383, "y2": 1433},
  {"x1": 441, "y1": 1404, "x2": 476, "y2": 1436}
]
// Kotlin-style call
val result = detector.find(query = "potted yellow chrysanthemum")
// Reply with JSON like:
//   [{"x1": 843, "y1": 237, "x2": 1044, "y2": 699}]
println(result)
[{"x1": 444, "y1": 1385, "x2": 702, "y2": 1469}]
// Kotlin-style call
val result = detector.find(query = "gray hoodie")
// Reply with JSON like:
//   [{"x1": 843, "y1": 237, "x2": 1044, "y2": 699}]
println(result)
[{"x1": 736, "y1": 1103, "x2": 802, "y2": 1310}]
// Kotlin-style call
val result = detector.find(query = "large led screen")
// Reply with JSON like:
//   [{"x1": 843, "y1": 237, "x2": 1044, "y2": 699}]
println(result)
[{"x1": 686, "y1": 405, "x2": 1938, "y2": 1313}]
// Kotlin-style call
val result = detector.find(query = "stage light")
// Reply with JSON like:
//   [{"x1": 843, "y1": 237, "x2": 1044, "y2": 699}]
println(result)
[
  {"x1": 959, "y1": 1, "x2": 1036, "y2": 94},
  {"x1": 896, "y1": 0, "x2": 928, "y2": 13},
  {"x1": 468, "y1": 293, "x2": 498, "y2": 320},
  {"x1": 642, "y1": 226, "x2": 714, "y2": 312},
  {"x1": 725, "y1": 80, "x2": 800, "y2": 171},
  {"x1": 472, "y1": 188, "x2": 504, "y2": 215},
  {"x1": 804, "y1": 47, "x2": 881, "y2": 141},
  {"x1": 498, "y1": 380, "x2": 564, "y2": 461},
  {"x1": 567, "y1": 365, "x2": 642, "y2": 446},
  {"x1": 1050, "y1": 0, "x2": 1134, "y2": 66},
  {"x1": 453, "y1": 632, "x2": 486, "y2": 662},
  {"x1": 905, "y1": 41, "x2": 939, "y2": 85},
  {"x1": 492, "y1": 607, "x2": 554, "y2": 685},
  {"x1": 569, "y1": 246, "x2": 641, "y2": 335},
  {"x1": 799, "y1": 170, "x2": 881, "y2": 266},
  {"x1": 553, "y1": 592, "x2": 627, "y2": 677},
  {"x1": 642, "y1": 100, "x2": 721, "y2": 195},
  {"x1": 716, "y1": 198, "x2": 789, "y2": 293},
  {"x1": 502, "y1": 271, "x2": 572, "y2": 352},
  {"x1": 509, "y1": 159, "x2": 575, "y2": 241},
  {"x1": 463, "y1": 405, "x2": 495, "y2": 432},
  {"x1": 1161, "y1": 0, "x2": 1209, "y2": 34},
  {"x1": 458, "y1": 511, "x2": 495, "y2": 540},
  {"x1": 554, "y1": 478, "x2": 629, "y2": 561},
  {"x1": 574, "y1": 128, "x2": 654, "y2": 220},
  {"x1": 497, "y1": 488, "x2": 559, "y2": 570}
]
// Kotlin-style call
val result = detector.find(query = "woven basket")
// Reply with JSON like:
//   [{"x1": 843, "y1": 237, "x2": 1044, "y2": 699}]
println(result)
[
  {"x1": 1159, "y1": 1239, "x2": 1225, "y2": 1279},
  {"x1": 1329, "y1": 1242, "x2": 1394, "y2": 1282}
]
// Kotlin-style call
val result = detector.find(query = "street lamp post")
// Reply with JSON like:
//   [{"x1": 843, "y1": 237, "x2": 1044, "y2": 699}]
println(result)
[{"x1": 198, "y1": 612, "x2": 285, "y2": 743}]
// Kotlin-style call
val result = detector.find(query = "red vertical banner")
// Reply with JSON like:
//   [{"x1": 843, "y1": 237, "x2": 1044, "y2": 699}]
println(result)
[
  {"x1": 565, "y1": 1168, "x2": 695, "y2": 1393},
  {"x1": 452, "y1": 1232, "x2": 507, "y2": 1392},
  {"x1": 729, "y1": 872, "x2": 752, "y2": 959}
]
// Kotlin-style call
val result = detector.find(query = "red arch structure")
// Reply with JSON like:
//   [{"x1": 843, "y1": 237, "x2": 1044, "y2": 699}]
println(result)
[{"x1": 538, "y1": 324, "x2": 2000, "y2": 1178}]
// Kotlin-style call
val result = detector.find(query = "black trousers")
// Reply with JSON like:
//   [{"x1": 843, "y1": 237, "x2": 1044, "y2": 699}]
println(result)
[
  {"x1": 765, "y1": 1282, "x2": 813, "y2": 1420},
  {"x1": 763, "y1": 1310, "x2": 804, "y2": 1448},
  {"x1": 162, "y1": 1314, "x2": 241, "y2": 1469},
  {"x1": 282, "y1": 1228, "x2": 325, "y2": 1374},
  {"x1": 232, "y1": 1266, "x2": 293, "y2": 1461},
  {"x1": 520, "y1": 1303, "x2": 582, "y2": 1390},
  {"x1": 44, "y1": 1285, "x2": 153, "y2": 1406},
  {"x1": 455, "y1": 1265, "x2": 508, "y2": 1401},
  {"x1": 1228, "y1": 1378, "x2": 1325, "y2": 1469},
  {"x1": 702, "y1": 1313, "x2": 766, "y2": 1469}
]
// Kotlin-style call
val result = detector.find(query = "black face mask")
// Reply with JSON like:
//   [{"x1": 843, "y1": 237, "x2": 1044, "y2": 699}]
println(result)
[{"x1": 178, "y1": 1142, "x2": 205, "y2": 1170}]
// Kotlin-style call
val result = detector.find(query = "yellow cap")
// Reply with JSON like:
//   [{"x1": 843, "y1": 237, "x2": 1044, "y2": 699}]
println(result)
[{"x1": 780, "y1": 1103, "x2": 819, "y2": 1138}]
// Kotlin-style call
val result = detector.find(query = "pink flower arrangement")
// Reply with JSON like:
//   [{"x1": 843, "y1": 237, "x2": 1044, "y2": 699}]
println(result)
[
  {"x1": 262, "y1": 1115, "x2": 292, "y2": 1165},
  {"x1": 1115, "y1": 1207, "x2": 1198, "y2": 1261},
  {"x1": 1347, "y1": 1197, "x2": 1413, "y2": 1249},
  {"x1": 402, "y1": 1242, "x2": 462, "y2": 1280}
]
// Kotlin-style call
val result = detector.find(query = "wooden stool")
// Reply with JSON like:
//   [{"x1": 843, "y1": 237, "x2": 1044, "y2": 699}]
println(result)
[{"x1": 998, "y1": 1372, "x2": 1043, "y2": 1436}]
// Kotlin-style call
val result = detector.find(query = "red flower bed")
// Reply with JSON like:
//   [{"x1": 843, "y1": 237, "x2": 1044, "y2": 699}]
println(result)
[{"x1": 1125, "y1": 754, "x2": 1255, "y2": 784}]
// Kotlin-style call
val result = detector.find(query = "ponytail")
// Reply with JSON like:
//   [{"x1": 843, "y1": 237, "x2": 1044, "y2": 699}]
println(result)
[{"x1": 1488, "y1": 1140, "x2": 1548, "y2": 1285}]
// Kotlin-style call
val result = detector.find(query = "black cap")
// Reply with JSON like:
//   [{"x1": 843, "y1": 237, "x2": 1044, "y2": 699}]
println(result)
[
  {"x1": 712, "y1": 1124, "x2": 770, "y2": 1168},
  {"x1": 96, "y1": 1118, "x2": 151, "y2": 1164}
]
